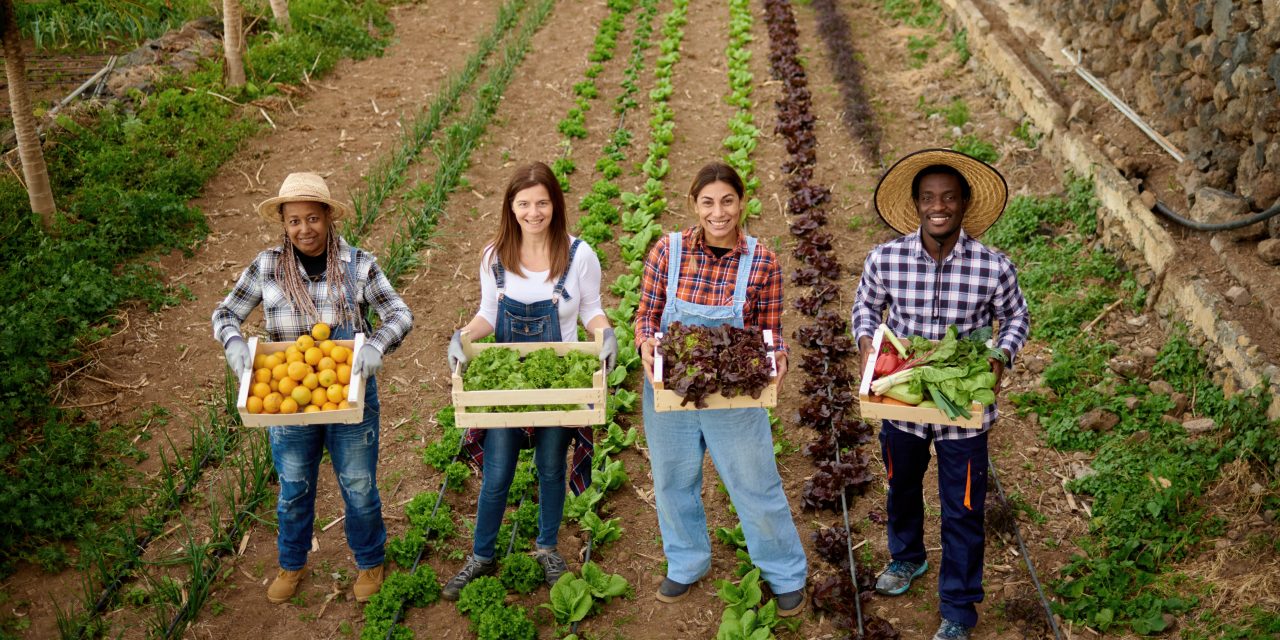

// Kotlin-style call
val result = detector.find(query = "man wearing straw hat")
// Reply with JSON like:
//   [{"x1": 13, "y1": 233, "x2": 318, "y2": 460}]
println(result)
[{"x1": 851, "y1": 149, "x2": 1030, "y2": 640}]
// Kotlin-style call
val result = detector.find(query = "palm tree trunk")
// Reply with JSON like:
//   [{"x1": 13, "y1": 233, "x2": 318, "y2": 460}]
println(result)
[
  {"x1": 0, "y1": 0, "x2": 56, "y2": 228},
  {"x1": 268, "y1": 0, "x2": 291, "y2": 32},
  {"x1": 222, "y1": 0, "x2": 245, "y2": 87}
]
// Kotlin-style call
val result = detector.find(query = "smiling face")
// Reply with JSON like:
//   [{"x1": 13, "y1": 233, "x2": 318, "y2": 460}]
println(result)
[
  {"x1": 282, "y1": 201, "x2": 330, "y2": 257},
  {"x1": 914, "y1": 172, "x2": 969, "y2": 241},
  {"x1": 694, "y1": 180, "x2": 741, "y2": 248},
  {"x1": 512, "y1": 183, "x2": 554, "y2": 238}
]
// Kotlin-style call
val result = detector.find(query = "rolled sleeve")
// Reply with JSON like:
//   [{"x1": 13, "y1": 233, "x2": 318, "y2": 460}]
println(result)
[
  {"x1": 851, "y1": 252, "x2": 887, "y2": 343},
  {"x1": 752, "y1": 255, "x2": 788, "y2": 355}
]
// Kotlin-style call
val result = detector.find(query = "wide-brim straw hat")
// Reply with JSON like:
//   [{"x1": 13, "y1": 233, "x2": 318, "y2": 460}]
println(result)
[
  {"x1": 256, "y1": 172, "x2": 352, "y2": 222},
  {"x1": 874, "y1": 148, "x2": 1008, "y2": 237}
]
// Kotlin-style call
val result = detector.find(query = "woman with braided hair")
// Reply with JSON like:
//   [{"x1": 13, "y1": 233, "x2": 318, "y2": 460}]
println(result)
[{"x1": 212, "y1": 172, "x2": 413, "y2": 604}]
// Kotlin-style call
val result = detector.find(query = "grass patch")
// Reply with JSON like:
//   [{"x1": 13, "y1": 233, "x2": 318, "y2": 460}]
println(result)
[{"x1": 951, "y1": 133, "x2": 998, "y2": 164}]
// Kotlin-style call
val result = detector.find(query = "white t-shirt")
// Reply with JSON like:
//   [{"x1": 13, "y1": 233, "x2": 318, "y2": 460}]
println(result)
[{"x1": 478, "y1": 237, "x2": 605, "y2": 341}]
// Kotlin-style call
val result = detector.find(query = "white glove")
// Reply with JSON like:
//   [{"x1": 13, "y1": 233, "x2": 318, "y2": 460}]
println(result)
[
  {"x1": 357, "y1": 344, "x2": 382, "y2": 378},
  {"x1": 600, "y1": 328, "x2": 618, "y2": 372},
  {"x1": 224, "y1": 336, "x2": 252, "y2": 373},
  {"x1": 448, "y1": 330, "x2": 468, "y2": 373}
]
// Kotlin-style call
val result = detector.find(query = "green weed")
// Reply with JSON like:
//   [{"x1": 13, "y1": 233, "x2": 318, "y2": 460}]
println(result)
[{"x1": 951, "y1": 134, "x2": 998, "y2": 163}]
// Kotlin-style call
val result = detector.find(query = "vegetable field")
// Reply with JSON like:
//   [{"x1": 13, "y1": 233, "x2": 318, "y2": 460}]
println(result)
[{"x1": 2, "y1": 0, "x2": 1278, "y2": 639}]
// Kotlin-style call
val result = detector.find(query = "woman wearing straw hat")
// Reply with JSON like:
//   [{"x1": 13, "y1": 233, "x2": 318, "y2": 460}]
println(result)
[
  {"x1": 440, "y1": 161, "x2": 617, "y2": 601},
  {"x1": 852, "y1": 149, "x2": 1030, "y2": 640},
  {"x1": 636, "y1": 161, "x2": 807, "y2": 617},
  {"x1": 212, "y1": 172, "x2": 413, "y2": 604}
]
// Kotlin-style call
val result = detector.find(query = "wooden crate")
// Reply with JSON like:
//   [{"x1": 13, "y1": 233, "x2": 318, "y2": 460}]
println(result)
[
  {"x1": 651, "y1": 329, "x2": 779, "y2": 412},
  {"x1": 857, "y1": 325, "x2": 983, "y2": 429},
  {"x1": 451, "y1": 329, "x2": 607, "y2": 429},
  {"x1": 235, "y1": 333, "x2": 368, "y2": 427}
]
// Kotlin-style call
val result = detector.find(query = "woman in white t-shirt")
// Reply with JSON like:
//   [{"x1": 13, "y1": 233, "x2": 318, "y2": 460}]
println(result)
[{"x1": 441, "y1": 161, "x2": 617, "y2": 600}]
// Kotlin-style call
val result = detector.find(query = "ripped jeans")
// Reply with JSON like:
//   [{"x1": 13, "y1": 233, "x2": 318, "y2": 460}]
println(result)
[{"x1": 268, "y1": 378, "x2": 384, "y2": 570}]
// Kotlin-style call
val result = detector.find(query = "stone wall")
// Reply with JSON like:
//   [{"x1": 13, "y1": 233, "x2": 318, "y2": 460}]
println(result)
[{"x1": 1018, "y1": 0, "x2": 1280, "y2": 227}]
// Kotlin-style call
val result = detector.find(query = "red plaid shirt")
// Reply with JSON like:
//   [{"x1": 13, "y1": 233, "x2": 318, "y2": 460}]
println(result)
[{"x1": 636, "y1": 227, "x2": 788, "y2": 354}]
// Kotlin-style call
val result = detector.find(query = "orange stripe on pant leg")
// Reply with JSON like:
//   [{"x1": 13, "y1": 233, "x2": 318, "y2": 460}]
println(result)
[
  {"x1": 964, "y1": 460, "x2": 972, "y2": 510},
  {"x1": 886, "y1": 443, "x2": 893, "y2": 480}
]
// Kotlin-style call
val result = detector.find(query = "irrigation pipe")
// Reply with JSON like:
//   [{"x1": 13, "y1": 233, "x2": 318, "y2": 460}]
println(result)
[
  {"x1": 988, "y1": 460, "x2": 1063, "y2": 640},
  {"x1": 1061, "y1": 49, "x2": 1184, "y2": 164},
  {"x1": 1153, "y1": 199, "x2": 1280, "y2": 231},
  {"x1": 383, "y1": 457, "x2": 457, "y2": 640},
  {"x1": 45, "y1": 55, "x2": 116, "y2": 121},
  {"x1": 824, "y1": 361, "x2": 865, "y2": 637}
]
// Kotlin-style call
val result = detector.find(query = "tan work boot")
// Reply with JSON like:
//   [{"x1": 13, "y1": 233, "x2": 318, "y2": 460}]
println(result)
[
  {"x1": 353, "y1": 564, "x2": 385, "y2": 602},
  {"x1": 267, "y1": 567, "x2": 308, "y2": 604}
]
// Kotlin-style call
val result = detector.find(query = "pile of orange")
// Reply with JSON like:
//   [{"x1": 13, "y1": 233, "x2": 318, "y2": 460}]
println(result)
[{"x1": 244, "y1": 323, "x2": 357, "y2": 415}]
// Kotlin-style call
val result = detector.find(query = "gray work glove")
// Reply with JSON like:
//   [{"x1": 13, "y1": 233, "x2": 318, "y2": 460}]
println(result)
[
  {"x1": 356, "y1": 344, "x2": 383, "y2": 378},
  {"x1": 224, "y1": 336, "x2": 252, "y2": 374},
  {"x1": 448, "y1": 330, "x2": 468, "y2": 373},
  {"x1": 600, "y1": 328, "x2": 618, "y2": 373}
]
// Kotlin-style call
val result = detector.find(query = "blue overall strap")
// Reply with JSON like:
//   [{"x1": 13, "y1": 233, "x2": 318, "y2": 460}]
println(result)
[
  {"x1": 552, "y1": 238, "x2": 582, "y2": 303},
  {"x1": 731, "y1": 236, "x2": 758, "y2": 304},
  {"x1": 345, "y1": 246, "x2": 362, "y2": 332},
  {"x1": 665, "y1": 231, "x2": 682, "y2": 302},
  {"x1": 490, "y1": 250, "x2": 506, "y2": 300}
]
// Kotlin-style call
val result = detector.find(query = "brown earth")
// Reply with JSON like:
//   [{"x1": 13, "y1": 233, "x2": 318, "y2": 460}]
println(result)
[{"x1": 4, "y1": 0, "x2": 1277, "y2": 639}]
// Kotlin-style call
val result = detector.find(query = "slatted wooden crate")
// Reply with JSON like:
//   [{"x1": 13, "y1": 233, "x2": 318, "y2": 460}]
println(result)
[
  {"x1": 652, "y1": 329, "x2": 779, "y2": 412},
  {"x1": 857, "y1": 325, "x2": 983, "y2": 429},
  {"x1": 235, "y1": 333, "x2": 368, "y2": 427}
]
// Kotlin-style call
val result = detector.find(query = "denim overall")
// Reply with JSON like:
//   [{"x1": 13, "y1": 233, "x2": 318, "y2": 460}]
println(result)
[
  {"x1": 270, "y1": 246, "x2": 384, "y2": 571},
  {"x1": 470, "y1": 240, "x2": 582, "y2": 559},
  {"x1": 641, "y1": 231, "x2": 807, "y2": 593}
]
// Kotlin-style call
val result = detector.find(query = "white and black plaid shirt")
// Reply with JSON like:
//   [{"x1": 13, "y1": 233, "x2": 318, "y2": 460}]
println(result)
[
  {"x1": 212, "y1": 237, "x2": 413, "y2": 355},
  {"x1": 852, "y1": 229, "x2": 1030, "y2": 440}
]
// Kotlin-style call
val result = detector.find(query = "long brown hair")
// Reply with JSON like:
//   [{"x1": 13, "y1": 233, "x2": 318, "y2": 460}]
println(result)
[
  {"x1": 488, "y1": 161, "x2": 569, "y2": 281},
  {"x1": 276, "y1": 205, "x2": 355, "y2": 330},
  {"x1": 687, "y1": 161, "x2": 746, "y2": 201}
]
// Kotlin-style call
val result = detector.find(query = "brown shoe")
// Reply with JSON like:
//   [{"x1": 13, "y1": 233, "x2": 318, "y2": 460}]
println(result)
[
  {"x1": 353, "y1": 564, "x2": 385, "y2": 602},
  {"x1": 267, "y1": 567, "x2": 308, "y2": 604}
]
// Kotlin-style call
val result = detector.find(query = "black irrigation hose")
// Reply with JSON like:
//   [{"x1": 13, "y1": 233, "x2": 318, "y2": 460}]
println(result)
[
  {"x1": 383, "y1": 457, "x2": 457, "y2": 640},
  {"x1": 568, "y1": 536, "x2": 596, "y2": 636},
  {"x1": 1152, "y1": 199, "x2": 1280, "y2": 231},
  {"x1": 823, "y1": 361, "x2": 865, "y2": 638},
  {"x1": 987, "y1": 460, "x2": 1063, "y2": 640}
]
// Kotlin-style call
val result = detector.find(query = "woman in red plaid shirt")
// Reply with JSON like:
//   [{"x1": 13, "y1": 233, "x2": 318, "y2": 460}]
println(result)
[{"x1": 636, "y1": 162, "x2": 808, "y2": 616}]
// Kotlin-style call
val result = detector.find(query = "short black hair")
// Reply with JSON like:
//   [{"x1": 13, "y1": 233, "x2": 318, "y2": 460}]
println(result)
[{"x1": 911, "y1": 164, "x2": 971, "y2": 201}]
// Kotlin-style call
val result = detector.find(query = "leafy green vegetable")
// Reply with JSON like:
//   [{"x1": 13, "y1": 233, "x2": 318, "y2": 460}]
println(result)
[
  {"x1": 499, "y1": 553, "x2": 544, "y2": 594},
  {"x1": 475, "y1": 604, "x2": 537, "y2": 640},
  {"x1": 542, "y1": 573, "x2": 594, "y2": 624},
  {"x1": 715, "y1": 567, "x2": 763, "y2": 617},
  {"x1": 456, "y1": 576, "x2": 507, "y2": 619},
  {"x1": 463, "y1": 347, "x2": 601, "y2": 412}
]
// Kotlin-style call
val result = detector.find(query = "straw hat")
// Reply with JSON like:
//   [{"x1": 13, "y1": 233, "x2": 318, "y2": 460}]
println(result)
[
  {"x1": 256, "y1": 172, "x2": 352, "y2": 222},
  {"x1": 873, "y1": 148, "x2": 1008, "y2": 237}
]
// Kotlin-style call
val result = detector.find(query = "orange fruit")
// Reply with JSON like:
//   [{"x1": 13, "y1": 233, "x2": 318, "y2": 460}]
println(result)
[
  {"x1": 285, "y1": 345, "x2": 301, "y2": 359},
  {"x1": 272, "y1": 363, "x2": 289, "y2": 381},
  {"x1": 322, "y1": 402, "x2": 339, "y2": 411},
  {"x1": 252, "y1": 382, "x2": 271, "y2": 399},
  {"x1": 304, "y1": 405, "x2": 321, "y2": 413},
  {"x1": 286, "y1": 351, "x2": 304, "y2": 364},
  {"x1": 311, "y1": 323, "x2": 331, "y2": 341},
  {"x1": 280, "y1": 397, "x2": 299, "y2": 414},
  {"x1": 331, "y1": 346, "x2": 350, "y2": 364},
  {"x1": 254, "y1": 368, "x2": 271, "y2": 384},
  {"x1": 263, "y1": 392, "x2": 284, "y2": 414},
  {"x1": 264, "y1": 353, "x2": 284, "y2": 369},
  {"x1": 326, "y1": 384, "x2": 345, "y2": 403},
  {"x1": 317, "y1": 357, "x2": 337, "y2": 372},
  {"x1": 269, "y1": 379, "x2": 280, "y2": 392},
  {"x1": 290, "y1": 386, "x2": 312, "y2": 407},
  {"x1": 246, "y1": 396, "x2": 264, "y2": 414},
  {"x1": 296, "y1": 334, "x2": 316, "y2": 351},
  {"x1": 317, "y1": 369, "x2": 337, "y2": 388},
  {"x1": 336, "y1": 364, "x2": 352, "y2": 385},
  {"x1": 338, "y1": 400, "x2": 351, "y2": 409},
  {"x1": 302, "y1": 373, "x2": 319, "y2": 390},
  {"x1": 304, "y1": 347, "x2": 323, "y2": 366},
  {"x1": 287, "y1": 361, "x2": 309, "y2": 382},
  {"x1": 279, "y1": 377, "x2": 298, "y2": 396},
  {"x1": 319, "y1": 340, "x2": 336, "y2": 357},
  {"x1": 310, "y1": 387, "x2": 327, "y2": 406},
  {"x1": 253, "y1": 353, "x2": 268, "y2": 369}
]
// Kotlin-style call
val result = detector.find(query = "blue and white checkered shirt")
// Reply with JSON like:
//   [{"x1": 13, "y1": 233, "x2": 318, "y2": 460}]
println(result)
[{"x1": 852, "y1": 229, "x2": 1030, "y2": 440}]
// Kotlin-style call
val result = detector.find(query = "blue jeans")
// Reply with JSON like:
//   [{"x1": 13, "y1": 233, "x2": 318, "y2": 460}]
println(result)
[
  {"x1": 472, "y1": 426, "x2": 573, "y2": 559},
  {"x1": 642, "y1": 381, "x2": 808, "y2": 592},
  {"x1": 880, "y1": 425, "x2": 989, "y2": 628},
  {"x1": 269, "y1": 378, "x2": 384, "y2": 570}
]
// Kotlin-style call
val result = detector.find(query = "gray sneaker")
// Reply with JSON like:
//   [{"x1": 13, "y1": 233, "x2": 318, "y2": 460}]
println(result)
[
  {"x1": 932, "y1": 619, "x2": 971, "y2": 640},
  {"x1": 441, "y1": 555, "x2": 497, "y2": 601},
  {"x1": 534, "y1": 548, "x2": 568, "y2": 586},
  {"x1": 874, "y1": 559, "x2": 928, "y2": 596}
]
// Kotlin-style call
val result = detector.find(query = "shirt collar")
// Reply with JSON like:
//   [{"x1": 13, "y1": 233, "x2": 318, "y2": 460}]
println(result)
[
  {"x1": 911, "y1": 227, "x2": 971, "y2": 263},
  {"x1": 692, "y1": 226, "x2": 748, "y2": 256}
]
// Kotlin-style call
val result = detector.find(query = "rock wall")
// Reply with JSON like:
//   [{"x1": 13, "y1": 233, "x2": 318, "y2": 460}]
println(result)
[{"x1": 1019, "y1": 0, "x2": 1280, "y2": 221}]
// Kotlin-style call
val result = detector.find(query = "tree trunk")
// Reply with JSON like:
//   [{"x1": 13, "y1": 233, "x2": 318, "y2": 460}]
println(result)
[
  {"x1": 222, "y1": 0, "x2": 245, "y2": 87},
  {"x1": 268, "y1": 0, "x2": 291, "y2": 32},
  {"x1": 0, "y1": 0, "x2": 56, "y2": 228}
]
